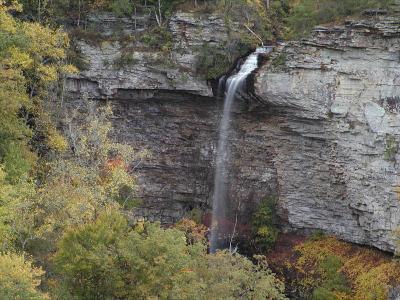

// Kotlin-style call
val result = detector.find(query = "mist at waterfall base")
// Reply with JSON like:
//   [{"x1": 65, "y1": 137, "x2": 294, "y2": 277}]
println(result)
[{"x1": 210, "y1": 47, "x2": 272, "y2": 253}]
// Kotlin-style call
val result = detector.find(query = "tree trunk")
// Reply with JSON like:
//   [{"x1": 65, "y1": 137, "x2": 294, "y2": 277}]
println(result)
[
  {"x1": 77, "y1": 0, "x2": 81, "y2": 27},
  {"x1": 38, "y1": 0, "x2": 41, "y2": 22},
  {"x1": 158, "y1": 0, "x2": 162, "y2": 26}
]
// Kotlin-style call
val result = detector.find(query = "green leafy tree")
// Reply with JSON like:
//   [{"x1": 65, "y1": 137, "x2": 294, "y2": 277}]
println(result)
[
  {"x1": 54, "y1": 210, "x2": 287, "y2": 299},
  {"x1": 311, "y1": 255, "x2": 351, "y2": 300},
  {"x1": 54, "y1": 211, "x2": 201, "y2": 299},
  {"x1": 171, "y1": 252, "x2": 287, "y2": 300},
  {"x1": 110, "y1": 0, "x2": 134, "y2": 16}
]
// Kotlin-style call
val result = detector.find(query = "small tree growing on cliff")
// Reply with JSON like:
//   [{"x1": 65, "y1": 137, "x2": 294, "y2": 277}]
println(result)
[
  {"x1": 251, "y1": 197, "x2": 279, "y2": 252},
  {"x1": 147, "y1": 0, "x2": 180, "y2": 26}
]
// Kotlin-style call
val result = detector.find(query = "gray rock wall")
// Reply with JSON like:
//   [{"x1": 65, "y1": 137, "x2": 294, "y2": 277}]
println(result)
[
  {"x1": 66, "y1": 12, "x2": 400, "y2": 251},
  {"x1": 110, "y1": 96, "x2": 277, "y2": 224},
  {"x1": 255, "y1": 18, "x2": 400, "y2": 251},
  {"x1": 66, "y1": 12, "x2": 243, "y2": 99}
]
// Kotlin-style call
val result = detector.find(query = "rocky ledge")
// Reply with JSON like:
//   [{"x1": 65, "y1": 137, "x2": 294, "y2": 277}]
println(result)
[{"x1": 66, "y1": 12, "x2": 244, "y2": 99}]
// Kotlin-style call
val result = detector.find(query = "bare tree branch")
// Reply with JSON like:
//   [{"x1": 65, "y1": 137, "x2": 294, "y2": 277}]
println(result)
[{"x1": 244, "y1": 24, "x2": 264, "y2": 47}]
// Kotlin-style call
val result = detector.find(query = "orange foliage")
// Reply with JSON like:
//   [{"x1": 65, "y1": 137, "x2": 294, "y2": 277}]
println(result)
[
  {"x1": 292, "y1": 236, "x2": 400, "y2": 300},
  {"x1": 174, "y1": 218, "x2": 208, "y2": 245},
  {"x1": 104, "y1": 157, "x2": 125, "y2": 172},
  {"x1": 100, "y1": 157, "x2": 127, "y2": 182}
]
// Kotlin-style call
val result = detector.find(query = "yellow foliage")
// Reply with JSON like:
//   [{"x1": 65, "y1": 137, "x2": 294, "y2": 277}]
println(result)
[
  {"x1": 174, "y1": 218, "x2": 208, "y2": 245},
  {"x1": 103, "y1": 165, "x2": 137, "y2": 199},
  {"x1": 22, "y1": 22, "x2": 68, "y2": 60},
  {"x1": 354, "y1": 262, "x2": 400, "y2": 300},
  {"x1": 37, "y1": 64, "x2": 58, "y2": 82},
  {"x1": 0, "y1": 0, "x2": 72, "y2": 182},
  {"x1": 0, "y1": 253, "x2": 48, "y2": 299},
  {"x1": 47, "y1": 130, "x2": 68, "y2": 152},
  {"x1": 0, "y1": 2, "x2": 19, "y2": 32},
  {"x1": 0, "y1": 0, "x2": 22, "y2": 12},
  {"x1": 60, "y1": 64, "x2": 79, "y2": 74},
  {"x1": 6, "y1": 46, "x2": 33, "y2": 68},
  {"x1": 293, "y1": 236, "x2": 400, "y2": 300}
]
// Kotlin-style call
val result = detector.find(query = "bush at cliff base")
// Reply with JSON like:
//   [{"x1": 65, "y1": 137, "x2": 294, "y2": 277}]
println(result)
[{"x1": 273, "y1": 235, "x2": 400, "y2": 300}]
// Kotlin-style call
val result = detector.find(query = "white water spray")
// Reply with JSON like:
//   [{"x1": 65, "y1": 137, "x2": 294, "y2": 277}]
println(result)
[{"x1": 210, "y1": 47, "x2": 272, "y2": 253}]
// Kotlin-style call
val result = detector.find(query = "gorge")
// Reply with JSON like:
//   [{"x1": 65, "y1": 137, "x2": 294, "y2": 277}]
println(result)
[
  {"x1": 64, "y1": 10, "x2": 400, "y2": 253},
  {"x1": 6, "y1": 1, "x2": 400, "y2": 298}
]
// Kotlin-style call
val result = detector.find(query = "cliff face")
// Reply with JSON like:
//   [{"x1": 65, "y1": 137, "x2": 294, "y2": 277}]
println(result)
[
  {"x1": 66, "y1": 12, "x2": 400, "y2": 251},
  {"x1": 255, "y1": 17, "x2": 400, "y2": 251},
  {"x1": 65, "y1": 12, "x2": 277, "y2": 224}
]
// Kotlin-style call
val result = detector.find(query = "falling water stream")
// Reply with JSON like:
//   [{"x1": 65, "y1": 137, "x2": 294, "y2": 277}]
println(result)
[{"x1": 210, "y1": 47, "x2": 272, "y2": 253}]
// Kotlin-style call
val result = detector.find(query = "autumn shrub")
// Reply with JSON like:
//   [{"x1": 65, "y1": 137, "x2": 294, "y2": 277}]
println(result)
[
  {"x1": 290, "y1": 236, "x2": 400, "y2": 300},
  {"x1": 174, "y1": 218, "x2": 208, "y2": 245},
  {"x1": 0, "y1": 253, "x2": 48, "y2": 299}
]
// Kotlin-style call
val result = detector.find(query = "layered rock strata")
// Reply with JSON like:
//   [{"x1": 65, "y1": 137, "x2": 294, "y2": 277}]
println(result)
[
  {"x1": 255, "y1": 17, "x2": 400, "y2": 251},
  {"x1": 66, "y1": 12, "x2": 400, "y2": 251}
]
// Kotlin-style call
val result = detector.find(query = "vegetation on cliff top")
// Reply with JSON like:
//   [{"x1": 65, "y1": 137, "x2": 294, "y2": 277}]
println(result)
[
  {"x1": 15, "y1": 0, "x2": 392, "y2": 79},
  {"x1": 17, "y1": 0, "x2": 395, "y2": 38},
  {"x1": 286, "y1": 0, "x2": 394, "y2": 38}
]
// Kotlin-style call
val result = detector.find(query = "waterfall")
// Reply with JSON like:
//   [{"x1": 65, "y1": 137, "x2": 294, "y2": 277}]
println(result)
[{"x1": 210, "y1": 47, "x2": 272, "y2": 253}]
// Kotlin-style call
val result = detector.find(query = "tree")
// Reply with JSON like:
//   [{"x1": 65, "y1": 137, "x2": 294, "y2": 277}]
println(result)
[
  {"x1": 251, "y1": 197, "x2": 279, "y2": 253},
  {"x1": 54, "y1": 210, "x2": 198, "y2": 299},
  {"x1": 54, "y1": 210, "x2": 287, "y2": 299},
  {"x1": 171, "y1": 252, "x2": 287, "y2": 300},
  {"x1": 0, "y1": 0, "x2": 76, "y2": 253},
  {"x1": 1, "y1": 102, "x2": 145, "y2": 254},
  {"x1": 0, "y1": 0, "x2": 74, "y2": 183},
  {"x1": 286, "y1": 0, "x2": 394, "y2": 38},
  {"x1": 147, "y1": 0, "x2": 181, "y2": 26},
  {"x1": 0, "y1": 253, "x2": 48, "y2": 300}
]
